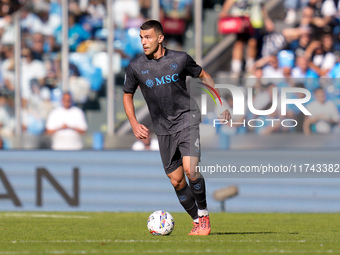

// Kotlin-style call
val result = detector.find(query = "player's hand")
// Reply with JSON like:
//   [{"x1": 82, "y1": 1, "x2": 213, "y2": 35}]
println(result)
[
  {"x1": 219, "y1": 109, "x2": 231, "y2": 121},
  {"x1": 132, "y1": 123, "x2": 149, "y2": 139}
]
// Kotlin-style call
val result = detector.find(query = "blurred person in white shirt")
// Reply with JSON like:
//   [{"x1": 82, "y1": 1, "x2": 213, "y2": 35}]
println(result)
[
  {"x1": 132, "y1": 132, "x2": 159, "y2": 151},
  {"x1": 46, "y1": 92, "x2": 87, "y2": 150},
  {"x1": 21, "y1": 47, "x2": 46, "y2": 99},
  {"x1": 113, "y1": 0, "x2": 142, "y2": 29},
  {"x1": 303, "y1": 87, "x2": 340, "y2": 135}
]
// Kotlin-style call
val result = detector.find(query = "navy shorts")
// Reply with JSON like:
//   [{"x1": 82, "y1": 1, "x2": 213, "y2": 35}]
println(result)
[{"x1": 157, "y1": 125, "x2": 201, "y2": 174}]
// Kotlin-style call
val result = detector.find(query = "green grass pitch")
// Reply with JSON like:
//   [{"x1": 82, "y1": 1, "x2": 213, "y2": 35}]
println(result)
[{"x1": 0, "y1": 212, "x2": 339, "y2": 254}]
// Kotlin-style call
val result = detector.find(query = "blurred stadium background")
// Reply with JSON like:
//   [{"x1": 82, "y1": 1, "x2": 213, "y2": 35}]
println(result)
[{"x1": 0, "y1": 0, "x2": 339, "y2": 213}]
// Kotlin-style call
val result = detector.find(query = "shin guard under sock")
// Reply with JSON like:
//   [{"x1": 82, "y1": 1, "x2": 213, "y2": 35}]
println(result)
[
  {"x1": 189, "y1": 177, "x2": 207, "y2": 210},
  {"x1": 175, "y1": 183, "x2": 198, "y2": 220}
]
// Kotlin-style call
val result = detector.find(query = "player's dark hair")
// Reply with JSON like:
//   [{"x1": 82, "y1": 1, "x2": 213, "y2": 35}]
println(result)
[{"x1": 140, "y1": 20, "x2": 163, "y2": 35}]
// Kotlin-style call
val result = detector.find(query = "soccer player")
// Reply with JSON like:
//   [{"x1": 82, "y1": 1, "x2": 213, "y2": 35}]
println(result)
[{"x1": 123, "y1": 20, "x2": 231, "y2": 235}]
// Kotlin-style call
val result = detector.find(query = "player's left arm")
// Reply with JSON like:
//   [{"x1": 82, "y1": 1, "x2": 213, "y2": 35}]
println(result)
[{"x1": 198, "y1": 69, "x2": 231, "y2": 121}]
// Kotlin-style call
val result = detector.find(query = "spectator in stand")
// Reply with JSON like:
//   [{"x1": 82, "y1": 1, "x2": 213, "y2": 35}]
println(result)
[
  {"x1": 82, "y1": 0, "x2": 106, "y2": 36},
  {"x1": 56, "y1": 12, "x2": 90, "y2": 52},
  {"x1": 44, "y1": 57, "x2": 59, "y2": 90},
  {"x1": 245, "y1": 66, "x2": 263, "y2": 91},
  {"x1": 309, "y1": 32, "x2": 336, "y2": 77},
  {"x1": 0, "y1": 92, "x2": 14, "y2": 138},
  {"x1": 30, "y1": 33, "x2": 45, "y2": 60},
  {"x1": 307, "y1": 0, "x2": 338, "y2": 29},
  {"x1": 46, "y1": 92, "x2": 88, "y2": 150},
  {"x1": 132, "y1": 132, "x2": 159, "y2": 151},
  {"x1": 39, "y1": 87, "x2": 55, "y2": 122},
  {"x1": 1, "y1": 44, "x2": 15, "y2": 92},
  {"x1": 253, "y1": 55, "x2": 285, "y2": 79},
  {"x1": 303, "y1": 87, "x2": 340, "y2": 135},
  {"x1": 249, "y1": 83, "x2": 285, "y2": 134},
  {"x1": 44, "y1": 33, "x2": 61, "y2": 53},
  {"x1": 291, "y1": 55, "x2": 320, "y2": 91},
  {"x1": 219, "y1": 0, "x2": 274, "y2": 78},
  {"x1": 113, "y1": 0, "x2": 143, "y2": 29},
  {"x1": 140, "y1": 0, "x2": 151, "y2": 19},
  {"x1": 20, "y1": 5, "x2": 42, "y2": 35},
  {"x1": 30, "y1": 2, "x2": 61, "y2": 37},
  {"x1": 283, "y1": 26, "x2": 312, "y2": 58},
  {"x1": 21, "y1": 47, "x2": 46, "y2": 99},
  {"x1": 282, "y1": 1, "x2": 337, "y2": 44},
  {"x1": 0, "y1": 14, "x2": 15, "y2": 45},
  {"x1": 68, "y1": 0, "x2": 84, "y2": 18},
  {"x1": 284, "y1": 0, "x2": 308, "y2": 25},
  {"x1": 86, "y1": 0, "x2": 106, "y2": 21},
  {"x1": 251, "y1": 54, "x2": 294, "y2": 88},
  {"x1": 291, "y1": 55, "x2": 318, "y2": 79},
  {"x1": 251, "y1": 82, "x2": 277, "y2": 118},
  {"x1": 286, "y1": 82, "x2": 307, "y2": 132},
  {"x1": 68, "y1": 63, "x2": 91, "y2": 109},
  {"x1": 21, "y1": 97, "x2": 45, "y2": 149},
  {"x1": 160, "y1": 0, "x2": 192, "y2": 50}
]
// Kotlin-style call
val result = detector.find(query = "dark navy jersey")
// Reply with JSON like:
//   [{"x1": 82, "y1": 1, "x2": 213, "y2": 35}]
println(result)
[{"x1": 123, "y1": 48, "x2": 202, "y2": 135}]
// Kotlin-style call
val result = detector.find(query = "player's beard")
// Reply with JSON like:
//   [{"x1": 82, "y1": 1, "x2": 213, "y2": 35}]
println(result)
[{"x1": 146, "y1": 44, "x2": 161, "y2": 58}]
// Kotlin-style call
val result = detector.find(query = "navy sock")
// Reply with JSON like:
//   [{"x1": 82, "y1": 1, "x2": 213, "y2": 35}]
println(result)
[
  {"x1": 189, "y1": 176, "x2": 207, "y2": 210},
  {"x1": 175, "y1": 183, "x2": 198, "y2": 220}
]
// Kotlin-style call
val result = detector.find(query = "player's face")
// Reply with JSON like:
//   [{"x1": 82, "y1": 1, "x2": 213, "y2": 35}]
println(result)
[{"x1": 140, "y1": 28, "x2": 163, "y2": 56}]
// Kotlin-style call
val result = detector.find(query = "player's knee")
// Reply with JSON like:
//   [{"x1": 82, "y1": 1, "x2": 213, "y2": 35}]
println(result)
[
  {"x1": 170, "y1": 178, "x2": 186, "y2": 190},
  {"x1": 184, "y1": 167, "x2": 200, "y2": 181},
  {"x1": 170, "y1": 179, "x2": 180, "y2": 189}
]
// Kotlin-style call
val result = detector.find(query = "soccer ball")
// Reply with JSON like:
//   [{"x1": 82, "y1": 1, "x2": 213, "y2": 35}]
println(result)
[{"x1": 147, "y1": 210, "x2": 174, "y2": 236}]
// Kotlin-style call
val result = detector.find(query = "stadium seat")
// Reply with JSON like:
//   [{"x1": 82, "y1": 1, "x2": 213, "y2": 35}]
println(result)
[
  {"x1": 92, "y1": 51, "x2": 122, "y2": 78},
  {"x1": 69, "y1": 53, "x2": 104, "y2": 91},
  {"x1": 277, "y1": 50, "x2": 295, "y2": 68}
]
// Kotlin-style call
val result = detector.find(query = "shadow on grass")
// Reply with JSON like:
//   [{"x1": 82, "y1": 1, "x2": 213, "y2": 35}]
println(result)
[
  {"x1": 210, "y1": 232, "x2": 299, "y2": 235},
  {"x1": 210, "y1": 232, "x2": 276, "y2": 235}
]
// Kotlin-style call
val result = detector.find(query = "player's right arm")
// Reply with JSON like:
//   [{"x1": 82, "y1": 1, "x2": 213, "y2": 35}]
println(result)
[
  {"x1": 123, "y1": 93, "x2": 149, "y2": 139},
  {"x1": 123, "y1": 62, "x2": 149, "y2": 139}
]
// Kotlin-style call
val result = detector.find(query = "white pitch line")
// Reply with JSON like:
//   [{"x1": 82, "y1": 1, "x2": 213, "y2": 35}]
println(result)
[
  {"x1": 0, "y1": 252, "x2": 30, "y2": 255},
  {"x1": 0, "y1": 249, "x2": 338, "y2": 254},
  {"x1": 0, "y1": 239, "x2": 332, "y2": 244},
  {"x1": 0, "y1": 213, "x2": 90, "y2": 219},
  {"x1": 5, "y1": 240, "x2": 112, "y2": 243}
]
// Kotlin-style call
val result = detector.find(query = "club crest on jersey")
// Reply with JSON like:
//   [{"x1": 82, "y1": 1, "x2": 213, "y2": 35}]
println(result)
[
  {"x1": 146, "y1": 79, "x2": 154, "y2": 88},
  {"x1": 170, "y1": 63, "x2": 178, "y2": 71}
]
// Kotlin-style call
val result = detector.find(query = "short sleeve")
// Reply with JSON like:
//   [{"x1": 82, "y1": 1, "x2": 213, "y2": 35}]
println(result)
[
  {"x1": 183, "y1": 54, "x2": 202, "y2": 78},
  {"x1": 46, "y1": 109, "x2": 59, "y2": 130},
  {"x1": 123, "y1": 63, "x2": 139, "y2": 94},
  {"x1": 75, "y1": 108, "x2": 88, "y2": 131}
]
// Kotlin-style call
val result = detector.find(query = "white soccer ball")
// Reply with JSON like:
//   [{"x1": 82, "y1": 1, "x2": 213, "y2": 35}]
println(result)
[{"x1": 147, "y1": 210, "x2": 175, "y2": 236}]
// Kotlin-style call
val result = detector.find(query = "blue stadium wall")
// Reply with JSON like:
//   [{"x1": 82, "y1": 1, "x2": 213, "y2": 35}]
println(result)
[{"x1": 0, "y1": 150, "x2": 339, "y2": 213}]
